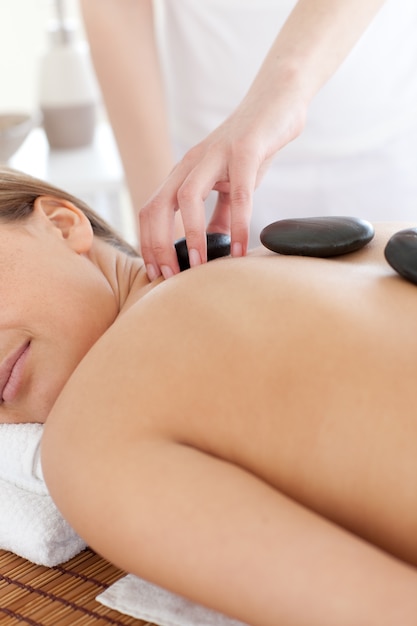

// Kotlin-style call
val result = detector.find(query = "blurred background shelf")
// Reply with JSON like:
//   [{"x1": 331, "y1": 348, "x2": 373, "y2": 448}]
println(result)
[{"x1": 10, "y1": 121, "x2": 135, "y2": 244}]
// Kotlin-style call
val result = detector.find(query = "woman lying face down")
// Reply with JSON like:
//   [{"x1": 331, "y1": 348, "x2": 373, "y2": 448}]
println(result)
[{"x1": 1, "y1": 167, "x2": 416, "y2": 625}]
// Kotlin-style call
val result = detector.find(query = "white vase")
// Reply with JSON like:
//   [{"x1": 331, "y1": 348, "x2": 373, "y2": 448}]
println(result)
[{"x1": 38, "y1": 20, "x2": 99, "y2": 149}]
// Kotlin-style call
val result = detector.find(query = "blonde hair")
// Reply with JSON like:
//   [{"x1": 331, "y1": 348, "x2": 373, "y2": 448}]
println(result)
[{"x1": 0, "y1": 166, "x2": 139, "y2": 257}]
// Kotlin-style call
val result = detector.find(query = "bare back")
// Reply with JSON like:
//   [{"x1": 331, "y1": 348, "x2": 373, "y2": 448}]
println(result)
[{"x1": 44, "y1": 223, "x2": 417, "y2": 570}]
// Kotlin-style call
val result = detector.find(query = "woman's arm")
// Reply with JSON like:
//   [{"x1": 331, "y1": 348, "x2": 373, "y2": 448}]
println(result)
[
  {"x1": 80, "y1": 0, "x2": 175, "y2": 240},
  {"x1": 140, "y1": 0, "x2": 386, "y2": 279},
  {"x1": 42, "y1": 224, "x2": 417, "y2": 624}
]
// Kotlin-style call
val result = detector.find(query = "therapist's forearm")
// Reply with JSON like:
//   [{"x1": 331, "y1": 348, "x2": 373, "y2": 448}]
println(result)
[
  {"x1": 80, "y1": 0, "x2": 174, "y2": 214},
  {"x1": 243, "y1": 0, "x2": 386, "y2": 112}
]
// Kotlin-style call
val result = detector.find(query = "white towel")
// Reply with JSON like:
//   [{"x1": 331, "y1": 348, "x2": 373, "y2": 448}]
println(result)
[
  {"x1": 0, "y1": 423, "x2": 86, "y2": 566},
  {"x1": 0, "y1": 423, "x2": 45, "y2": 493},
  {"x1": 97, "y1": 574, "x2": 250, "y2": 626}
]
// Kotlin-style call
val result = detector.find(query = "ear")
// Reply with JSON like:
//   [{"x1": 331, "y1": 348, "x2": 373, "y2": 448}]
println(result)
[{"x1": 33, "y1": 195, "x2": 94, "y2": 254}]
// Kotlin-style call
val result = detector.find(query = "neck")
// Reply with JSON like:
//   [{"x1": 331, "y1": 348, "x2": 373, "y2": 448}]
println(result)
[{"x1": 88, "y1": 238, "x2": 162, "y2": 315}]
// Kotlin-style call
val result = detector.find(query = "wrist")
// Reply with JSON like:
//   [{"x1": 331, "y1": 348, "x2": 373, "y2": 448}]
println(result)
[{"x1": 239, "y1": 59, "x2": 309, "y2": 149}]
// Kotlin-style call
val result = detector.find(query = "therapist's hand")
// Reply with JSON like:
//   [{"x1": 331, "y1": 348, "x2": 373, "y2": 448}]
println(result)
[{"x1": 139, "y1": 94, "x2": 306, "y2": 281}]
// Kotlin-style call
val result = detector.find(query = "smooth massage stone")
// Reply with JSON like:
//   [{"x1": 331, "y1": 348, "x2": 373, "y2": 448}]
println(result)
[
  {"x1": 384, "y1": 228, "x2": 417, "y2": 285},
  {"x1": 175, "y1": 232, "x2": 231, "y2": 271},
  {"x1": 260, "y1": 216, "x2": 375, "y2": 257}
]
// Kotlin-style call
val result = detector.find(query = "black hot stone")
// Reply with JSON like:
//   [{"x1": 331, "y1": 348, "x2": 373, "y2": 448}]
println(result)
[
  {"x1": 384, "y1": 228, "x2": 417, "y2": 285},
  {"x1": 175, "y1": 232, "x2": 231, "y2": 271},
  {"x1": 260, "y1": 216, "x2": 375, "y2": 257}
]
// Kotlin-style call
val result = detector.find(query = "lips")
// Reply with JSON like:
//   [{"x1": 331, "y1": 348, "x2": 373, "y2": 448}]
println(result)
[{"x1": 0, "y1": 341, "x2": 30, "y2": 403}]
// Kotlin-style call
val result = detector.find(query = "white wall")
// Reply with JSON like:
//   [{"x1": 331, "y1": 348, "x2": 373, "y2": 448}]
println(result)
[{"x1": 0, "y1": 0, "x2": 83, "y2": 113}]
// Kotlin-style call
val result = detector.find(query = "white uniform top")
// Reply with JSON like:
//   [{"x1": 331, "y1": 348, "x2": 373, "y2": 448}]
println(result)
[{"x1": 154, "y1": 0, "x2": 417, "y2": 244}]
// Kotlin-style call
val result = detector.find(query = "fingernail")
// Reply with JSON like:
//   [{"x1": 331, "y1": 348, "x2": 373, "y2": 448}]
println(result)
[
  {"x1": 232, "y1": 242, "x2": 243, "y2": 257},
  {"x1": 161, "y1": 265, "x2": 174, "y2": 280},
  {"x1": 146, "y1": 264, "x2": 159, "y2": 282},
  {"x1": 188, "y1": 248, "x2": 201, "y2": 267}
]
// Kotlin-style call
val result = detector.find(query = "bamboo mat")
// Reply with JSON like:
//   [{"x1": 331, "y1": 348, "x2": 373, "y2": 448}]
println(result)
[{"x1": 0, "y1": 547, "x2": 160, "y2": 626}]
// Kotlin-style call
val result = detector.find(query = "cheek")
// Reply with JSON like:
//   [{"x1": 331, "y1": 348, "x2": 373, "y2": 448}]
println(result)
[
  {"x1": 0, "y1": 248, "x2": 58, "y2": 322},
  {"x1": 43, "y1": 267, "x2": 117, "y2": 350},
  {"x1": 20, "y1": 280, "x2": 117, "y2": 423},
  {"x1": 55, "y1": 262, "x2": 119, "y2": 368}
]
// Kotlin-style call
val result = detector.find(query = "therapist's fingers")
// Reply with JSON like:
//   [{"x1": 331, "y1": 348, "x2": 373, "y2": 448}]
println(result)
[
  {"x1": 140, "y1": 181, "x2": 180, "y2": 280},
  {"x1": 227, "y1": 152, "x2": 258, "y2": 257},
  {"x1": 174, "y1": 150, "x2": 233, "y2": 266},
  {"x1": 207, "y1": 190, "x2": 232, "y2": 235},
  {"x1": 175, "y1": 181, "x2": 210, "y2": 269},
  {"x1": 140, "y1": 129, "x2": 264, "y2": 278},
  {"x1": 140, "y1": 152, "x2": 216, "y2": 278}
]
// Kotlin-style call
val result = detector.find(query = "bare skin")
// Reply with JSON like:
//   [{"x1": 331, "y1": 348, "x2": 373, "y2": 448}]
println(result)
[
  {"x1": 41, "y1": 222, "x2": 417, "y2": 625},
  {"x1": 80, "y1": 0, "x2": 185, "y2": 245},
  {"x1": 80, "y1": 0, "x2": 175, "y2": 218}
]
